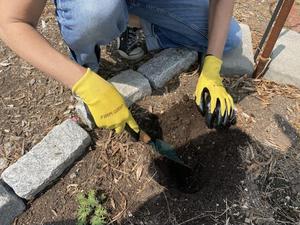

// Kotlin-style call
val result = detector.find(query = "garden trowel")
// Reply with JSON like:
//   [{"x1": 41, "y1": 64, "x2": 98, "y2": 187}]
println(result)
[{"x1": 125, "y1": 125, "x2": 192, "y2": 173}]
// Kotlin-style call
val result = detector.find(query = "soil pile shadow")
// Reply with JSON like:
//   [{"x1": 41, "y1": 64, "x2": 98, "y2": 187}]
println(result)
[
  {"x1": 152, "y1": 128, "x2": 247, "y2": 194},
  {"x1": 126, "y1": 99, "x2": 300, "y2": 225}
]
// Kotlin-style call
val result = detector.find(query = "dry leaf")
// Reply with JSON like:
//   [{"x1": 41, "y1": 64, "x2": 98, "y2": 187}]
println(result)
[
  {"x1": 0, "y1": 60, "x2": 11, "y2": 67},
  {"x1": 136, "y1": 164, "x2": 143, "y2": 180},
  {"x1": 148, "y1": 105, "x2": 153, "y2": 113},
  {"x1": 110, "y1": 198, "x2": 116, "y2": 209}
]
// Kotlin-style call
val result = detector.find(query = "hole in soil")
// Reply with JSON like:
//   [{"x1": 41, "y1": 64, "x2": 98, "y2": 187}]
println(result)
[
  {"x1": 133, "y1": 99, "x2": 248, "y2": 194},
  {"x1": 151, "y1": 128, "x2": 248, "y2": 195}
]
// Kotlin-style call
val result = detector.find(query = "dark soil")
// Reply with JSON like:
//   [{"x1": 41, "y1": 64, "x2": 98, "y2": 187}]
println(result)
[
  {"x1": 127, "y1": 99, "x2": 300, "y2": 225},
  {"x1": 17, "y1": 92, "x2": 300, "y2": 225},
  {"x1": 130, "y1": 100, "x2": 248, "y2": 224}
]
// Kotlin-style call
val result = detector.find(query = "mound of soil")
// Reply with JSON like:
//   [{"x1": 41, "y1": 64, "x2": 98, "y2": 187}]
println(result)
[
  {"x1": 136, "y1": 98, "x2": 246, "y2": 195},
  {"x1": 126, "y1": 99, "x2": 247, "y2": 224}
]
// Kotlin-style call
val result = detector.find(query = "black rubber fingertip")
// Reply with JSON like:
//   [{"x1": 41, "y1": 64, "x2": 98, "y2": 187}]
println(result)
[
  {"x1": 212, "y1": 112, "x2": 219, "y2": 129},
  {"x1": 231, "y1": 117, "x2": 237, "y2": 126},
  {"x1": 205, "y1": 112, "x2": 213, "y2": 129},
  {"x1": 217, "y1": 104, "x2": 223, "y2": 127},
  {"x1": 201, "y1": 90, "x2": 209, "y2": 115},
  {"x1": 222, "y1": 109, "x2": 229, "y2": 126},
  {"x1": 199, "y1": 102, "x2": 205, "y2": 116}
]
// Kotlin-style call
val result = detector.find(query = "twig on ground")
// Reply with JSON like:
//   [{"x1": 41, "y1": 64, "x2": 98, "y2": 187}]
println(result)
[
  {"x1": 230, "y1": 74, "x2": 248, "y2": 89},
  {"x1": 163, "y1": 191, "x2": 171, "y2": 224},
  {"x1": 178, "y1": 214, "x2": 207, "y2": 225},
  {"x1": 110, "y1": 166, "x2": 130, "y2": 176},
  {"x1": 136, "y1": 171, "x2": 158, "y2": 195},
  {"x1": 130, "y1": 155, "x2": 142, "y2": 172}
]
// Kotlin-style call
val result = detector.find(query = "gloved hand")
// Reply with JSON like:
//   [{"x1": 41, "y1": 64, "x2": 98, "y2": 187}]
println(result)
[
  {"x1": 72, "y1": 68, "x2": 139, "y2": 134},
  {"x1": 195, "y1": 55, "x2": 236, "y2": 129}
]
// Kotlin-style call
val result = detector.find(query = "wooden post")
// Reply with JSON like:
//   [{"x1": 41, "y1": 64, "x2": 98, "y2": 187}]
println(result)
[{"x1": 253, "y1": 0, "x2": 295, "y2": 78}]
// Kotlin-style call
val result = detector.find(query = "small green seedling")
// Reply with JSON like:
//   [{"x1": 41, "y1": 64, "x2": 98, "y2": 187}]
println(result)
[{"x1": 77, "y1": 190, "x2": 108, "y2": 225}]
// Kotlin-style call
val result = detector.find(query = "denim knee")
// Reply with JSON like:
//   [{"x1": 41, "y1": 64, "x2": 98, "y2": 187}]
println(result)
[
  {"x1": 224, "y1": 19, "x2": 242, "y2": 52},
  {"x1": 57, "y1": 0, "x2": 128, "y2": 50}
]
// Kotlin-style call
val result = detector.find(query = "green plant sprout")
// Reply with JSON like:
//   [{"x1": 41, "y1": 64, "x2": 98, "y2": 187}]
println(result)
[{"x1": 77, "y1": 190, "x2": 108, "y2": 225}]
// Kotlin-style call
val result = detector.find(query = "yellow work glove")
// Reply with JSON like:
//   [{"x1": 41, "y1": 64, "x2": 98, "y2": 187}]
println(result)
[
  {"x1": 195, "y1": 55, "x2": 236, "y2": 129},
  {"x1": 72, "y1": 69, "x2": 139, "y2": 134}
]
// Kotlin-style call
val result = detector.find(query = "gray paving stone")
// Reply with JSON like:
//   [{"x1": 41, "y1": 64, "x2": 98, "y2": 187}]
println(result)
[
  {"x1": 0, "y1": 181, "x2": 25, "y2": 225},
  {"x1": 138, "y1": 48, "x2": 198, "y2": 89},
  {"x1": 1, "y1": 119, "x2": 91, "y2": 200},
  {"x1": 222, "y1": 23, "x2": 255, "y2": 76},
  {"x1": 264, "y1": 29, "x2": 300, "y2": 88},
  {"x1": 109, "y1": 69, "x2": 152, "y2": 106},
  {"x1": 75, "y1": 99, "x2": 95, "y2": 130}
]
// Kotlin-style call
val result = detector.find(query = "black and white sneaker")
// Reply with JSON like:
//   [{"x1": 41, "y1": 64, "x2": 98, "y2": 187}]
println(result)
[{"x1": 117, "y1": 27, "x2": 145, "y2": 60}]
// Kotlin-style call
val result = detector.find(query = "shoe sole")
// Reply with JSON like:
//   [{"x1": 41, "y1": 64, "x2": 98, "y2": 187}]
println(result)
[{"x1": 117, "y1": 48, "x2": 145, "y2": 61}]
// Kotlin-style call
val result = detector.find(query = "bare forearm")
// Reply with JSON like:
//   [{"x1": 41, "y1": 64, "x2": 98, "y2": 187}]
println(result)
[
  {"x1": 207, "y1": 0, "x2": 234, "y2": 59},
  {"x1": 0, "y1": 22, "x2": 85, "y2": 88},
  {"x1": 208, "y1": 0, "x2": 217, "y2": 39}
]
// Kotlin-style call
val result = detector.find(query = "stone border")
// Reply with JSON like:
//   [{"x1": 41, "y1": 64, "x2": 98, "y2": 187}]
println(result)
[
  {"x1": 0, "y1": 23, "x2": 255, "y2": 225},
  {"x1": 0, "y1": 181, "x2": 25, "y2": 225},
  {"x1": 76, "y1": 48, "x2": 198, "y2": 128},
  {"x1": 222, "y1": 23, "x2": 254, "y2": 76},
  {"x1": 1, "y1": 119, "x2": 91, "y2": 200},
  {"x1": 0, "y1": 48, "x2": 197, "y2": 225},
  {"x1": 138, "y1": 48, "x2": 198, "y2": 89},
  {"x1": 264, "y1": 28, "x2": 300, "y2": 88},
  {"x1": 0, "y1": 120, "x2": 91, "y2": 225}
]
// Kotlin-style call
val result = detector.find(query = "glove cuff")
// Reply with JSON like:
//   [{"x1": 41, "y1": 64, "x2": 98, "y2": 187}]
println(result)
[
  {"x1": 202, "y1": 55, "x2": 223, "y2": 77},
  {"x1": 72, "y1": 68, "x2": 110, "y2": 103},
  {"x1": 72, "y1": 68, "x2": 93, "y2": 94}
]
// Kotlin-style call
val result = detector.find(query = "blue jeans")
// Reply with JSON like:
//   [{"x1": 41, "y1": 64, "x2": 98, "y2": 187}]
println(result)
[{"x1": 54, "y1": 0, "x2": 242, "y2": 72}]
